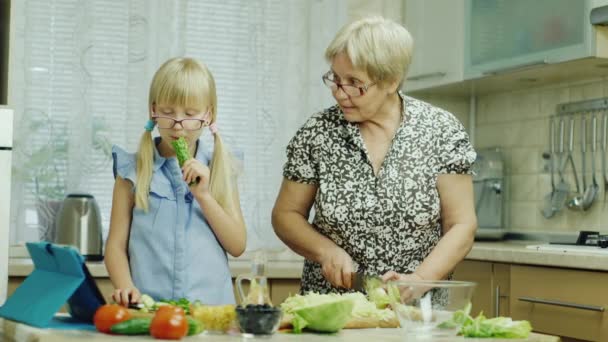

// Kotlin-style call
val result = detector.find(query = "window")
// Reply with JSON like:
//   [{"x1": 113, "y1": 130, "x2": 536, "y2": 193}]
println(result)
[{"x1": 9, "y1": 0, "x2": 345, "y2": 251}]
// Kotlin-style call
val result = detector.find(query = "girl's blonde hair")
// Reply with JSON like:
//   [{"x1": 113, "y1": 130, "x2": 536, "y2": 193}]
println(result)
[
  {"x1": 135, "y1": 57, "x2": 237, "y2": 217},
  {"x1": 325, "y1": 16, "x2": 414, "y2": 87}
]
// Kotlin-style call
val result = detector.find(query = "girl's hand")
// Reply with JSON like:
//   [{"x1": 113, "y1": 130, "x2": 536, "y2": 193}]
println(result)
[
  {"x1": 181, "y1": 159, "x2": 210, "y2": 194},
  {"x1": 112, "y1": 287, "x2": 141, "y2": 307}
]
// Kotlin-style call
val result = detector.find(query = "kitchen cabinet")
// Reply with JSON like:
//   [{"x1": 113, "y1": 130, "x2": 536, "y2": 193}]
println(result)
[
  {"x1": 452, "y1": 260, "x2": 510, "y2": 318},
  {"x1": 465, "y1": 0, "x2": 592, "y2": 79},
  {"x1": 269, "y1": 279, "x2": 300, "y2": 306},
  {"x1": 454, "y1": 261, "x2": 608, "y2": 341},
  {"x1": 405, "y1": 0, "x2": 608, "y2": 97},
  {"x1": 7, "y1": 276, "x2": 300, "y2": 307},
  {"x1": 510, "y1": 265, "x2": 608, "y2": 342},
  {"x1": 403, "y1": 0, "x2": 465, "y2": 92}
]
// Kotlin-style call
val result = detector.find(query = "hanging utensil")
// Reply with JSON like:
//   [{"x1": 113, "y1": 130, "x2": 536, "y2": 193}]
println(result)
[
  {"x1": 542, "y1": 118, "x2": 557, "y2": 218},
  {"x1": 553, "y1": 118, "x2": 569, "y2": 211},
  {"x1": 580, "y1": 115, "x2": 599, "y2": 210},
  {"x1": 583, "y1": 114, "x2": 600, "y2": 210},
  {"x1": 568, "y1": 116, "x2": 586, "y2": 211},
  {"x1": 583, "y1": 114, "x2": 599, "y2": 210},
  {"x1": 566, "y1": 116, "x2": 581, "y2": 194}
]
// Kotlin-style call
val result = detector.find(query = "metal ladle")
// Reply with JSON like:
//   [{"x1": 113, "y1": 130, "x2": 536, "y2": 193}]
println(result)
[
  {"x1": 582, "y1": 115, "x2": 599, "y2": 210},
  {"x1": 567, "y1": 116, "x2": 587, "y2": 211}
]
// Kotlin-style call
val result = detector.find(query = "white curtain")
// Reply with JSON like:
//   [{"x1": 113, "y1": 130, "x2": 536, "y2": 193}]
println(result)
[{"x1": 8, "y1": 0, "x2": 348, "y2": 251}]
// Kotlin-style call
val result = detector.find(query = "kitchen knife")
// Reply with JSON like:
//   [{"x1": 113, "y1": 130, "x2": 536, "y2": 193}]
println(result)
[{"x1": 351, "y1": 272, "x2": 381, "y2": 292}]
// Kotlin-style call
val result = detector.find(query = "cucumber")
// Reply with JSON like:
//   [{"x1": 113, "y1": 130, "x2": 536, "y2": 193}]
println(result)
[
  {"x1": 110, "y1": 318, "x2": 152, "y2": 335},
  {"x1": 187, "y1": 316, "x2": 204, "y2": 336}
]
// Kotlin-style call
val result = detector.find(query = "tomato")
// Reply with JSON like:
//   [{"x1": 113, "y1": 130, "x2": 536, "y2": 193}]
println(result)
[
  {"x1": 156, "y1": 305, "x2": 185, "y2": 316},
  {"x1": 93, "y1": 304, "x2": 131, "y2": 334},
  {"x1": 150, "y1": 305, "x2": 188, "y2": 340}
]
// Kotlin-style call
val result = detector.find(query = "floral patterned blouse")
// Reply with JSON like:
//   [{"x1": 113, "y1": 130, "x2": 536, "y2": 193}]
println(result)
[{"x1": 282, "y1": 92, "x2": 477, "y2": 294}]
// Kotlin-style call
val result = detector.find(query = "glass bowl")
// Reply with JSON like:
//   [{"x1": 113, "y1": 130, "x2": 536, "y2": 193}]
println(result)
[
  {"x1": 235, "y1": 304, "x2": 282, "y2": 336},
  {"x1": 388, "y1": 280, "x2": 476, "y2": 339}
]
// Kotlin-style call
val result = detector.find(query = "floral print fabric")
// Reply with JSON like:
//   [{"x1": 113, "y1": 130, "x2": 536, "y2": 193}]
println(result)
[{"x1": 283, "y1": 92, "x2": 476, "y2": 294}]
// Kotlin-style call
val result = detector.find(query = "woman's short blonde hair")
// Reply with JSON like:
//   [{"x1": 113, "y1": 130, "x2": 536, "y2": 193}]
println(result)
[{"x1": 325, "y1": 16, "x2": 414, "y2": 87}]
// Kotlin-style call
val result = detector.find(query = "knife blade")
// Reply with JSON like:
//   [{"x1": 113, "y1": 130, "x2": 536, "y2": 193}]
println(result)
[{"x1": 351, "y1": 272, "x2": 381, "y2": 292}]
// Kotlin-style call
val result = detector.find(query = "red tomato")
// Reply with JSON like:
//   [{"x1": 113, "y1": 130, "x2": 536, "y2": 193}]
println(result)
[
  {"x1": 150, "y1": 305, "x2": 188, "y2": 340},
  {"x1": 156, "y1": 305, "x2": 185, "y2": 316},
  {"x1": 93, "y1": 304, "x2": 131, "y2": 333}
]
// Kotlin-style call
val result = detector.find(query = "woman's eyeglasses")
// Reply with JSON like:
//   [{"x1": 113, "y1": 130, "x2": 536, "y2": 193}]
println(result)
[
  {"x1": 322, "y1": 71, "x2": 376, "y2": 97},
  {"x1": 152, "y1": 111, "x2": 211, "y2": 131}
]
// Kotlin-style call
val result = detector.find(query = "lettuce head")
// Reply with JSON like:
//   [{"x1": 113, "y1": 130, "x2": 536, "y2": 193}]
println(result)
[{"x1": 281, "y1": 293, "x2": 354, "y2": 333}]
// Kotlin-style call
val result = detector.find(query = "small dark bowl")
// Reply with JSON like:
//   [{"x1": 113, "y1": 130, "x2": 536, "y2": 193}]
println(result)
[{"x1": 235, "y1": 305, "x2": 282, "y2": 335}]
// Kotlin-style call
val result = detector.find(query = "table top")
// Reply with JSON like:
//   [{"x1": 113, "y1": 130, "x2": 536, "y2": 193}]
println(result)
[{"x1": 0, "y1": 317, "x2": 560, "y2": 342}]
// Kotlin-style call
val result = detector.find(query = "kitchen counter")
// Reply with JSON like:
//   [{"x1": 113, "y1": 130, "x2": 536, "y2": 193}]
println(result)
[
  {"x1": 9, "y1": 240, "x2": 608, "y2": 279},
  {"x1": 466, "y1": 240, "x2": 608, "y2": 271},
  {"x1": 7, "y1": 250, "x2": 305, "y2": 279},
  {"x1": 0, "y1": 317, "x2": 560, "y2": 342}
]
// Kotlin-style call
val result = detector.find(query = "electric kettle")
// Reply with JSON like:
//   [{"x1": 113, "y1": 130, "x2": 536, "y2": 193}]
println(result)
[{"x1": 54, "y1": 193, "x2": 104, "y2": 261}]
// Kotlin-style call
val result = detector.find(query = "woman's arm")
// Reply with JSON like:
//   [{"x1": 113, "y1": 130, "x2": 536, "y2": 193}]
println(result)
[
  {"x1": 272, "y1": 179, "x2": 355, "y2": 288},
  {"x1": 414, "y1": 174, "x2": 477, "y2": 280},
  {"x1": 195, "y1": 186, "x2": 247, "y2": 258},
  {"x1": 105, "y1": 176, "x2": 140, "y2": 305}
]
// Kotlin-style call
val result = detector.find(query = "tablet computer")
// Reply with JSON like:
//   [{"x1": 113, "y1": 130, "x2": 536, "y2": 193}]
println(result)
[
  {"x1": 66, "y1": 254, "x2": 107, "y2": 322},
  {"x1": 0, "y1": 242, "x2": 106, "y2": 327}
]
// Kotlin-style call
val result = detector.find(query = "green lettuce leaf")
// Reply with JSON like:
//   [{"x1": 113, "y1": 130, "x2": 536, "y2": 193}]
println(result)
[
  {"x1": 281, "y1": 293, "x2": 354, "y2": 333},
  {"x1": 364, "y1": 277, "x2": 400, "y2": 309},
  {"x1": 438, "y1": 304, "x2": 532, "y2": 339},
  {"x1": 460, "y1": 316, "x2": 532, "y2": 338}
]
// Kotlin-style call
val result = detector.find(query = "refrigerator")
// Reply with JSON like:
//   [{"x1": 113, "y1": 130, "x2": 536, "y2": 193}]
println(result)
[{"x1": 0, "y1": 107, "x2": 13, "y2": 305}]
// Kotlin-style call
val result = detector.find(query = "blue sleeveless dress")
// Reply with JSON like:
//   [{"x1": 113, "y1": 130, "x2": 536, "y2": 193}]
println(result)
[{"x1": 112, "y1": 137, "x2": 234, "y2": 304}]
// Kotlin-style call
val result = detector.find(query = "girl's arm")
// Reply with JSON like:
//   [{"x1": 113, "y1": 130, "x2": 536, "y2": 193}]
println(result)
[
  {"x1": 105, "y1": 176, "x2": 140, "y2": 305},
  {"x1": 195, "y1": 186, "x2": 246, "y2": 257}
]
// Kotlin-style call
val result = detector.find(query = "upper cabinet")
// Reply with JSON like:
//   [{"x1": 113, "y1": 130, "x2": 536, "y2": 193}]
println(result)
[
  {"x1": 404, "y1": 0, "x2": 608, "y2": 96},
  {"x1": 465, "y1": 0, "x2": 591, "y2": 78},
  {"x1": 403, "y1": 0, "x2": 465, "y2": 92}
]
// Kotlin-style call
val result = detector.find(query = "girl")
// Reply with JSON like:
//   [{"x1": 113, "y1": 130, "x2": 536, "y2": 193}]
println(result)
[{"x1": 106, "y1": 57, "x2": 246, "y2": 306}]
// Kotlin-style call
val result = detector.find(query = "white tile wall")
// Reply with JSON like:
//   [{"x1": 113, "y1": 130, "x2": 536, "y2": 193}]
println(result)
[{"x1": 419, "y1": 78, "x2": 608, "y2": 234}]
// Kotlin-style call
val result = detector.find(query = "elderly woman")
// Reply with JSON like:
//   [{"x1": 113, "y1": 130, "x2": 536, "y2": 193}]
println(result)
[{"x1": 272, "y1": 16, "x2": 477, "y2": 294}]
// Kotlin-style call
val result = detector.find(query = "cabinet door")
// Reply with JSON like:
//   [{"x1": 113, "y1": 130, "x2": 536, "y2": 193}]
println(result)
[
  {"x1": 493, "y1": 263, "x2": 510, "y2": 317},
  {"x1": 465, "y1": 0, "x2": 591, "y2": 78},
  {"x1": 403, "y1": 0, "x2": 465, "y2": 92},
  {"x1": 452, "y1": 260, "x2": 493, "y2": 317},
  {"x1": 510, "y1": 265, "x2": 608, "y2": 341},
  {"x1": 270, "y1": 279, "x2": 300, "y2": 306}
]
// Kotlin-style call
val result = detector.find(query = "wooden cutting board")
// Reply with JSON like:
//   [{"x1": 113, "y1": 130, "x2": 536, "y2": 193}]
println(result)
[{"x1": 279, "y1": 313, "x2": 400, "y2": 330}]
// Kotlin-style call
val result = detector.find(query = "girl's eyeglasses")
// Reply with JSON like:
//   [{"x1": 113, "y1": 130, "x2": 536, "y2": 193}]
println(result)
[
  {"x1": 322, "y1": 71, "x2": 376, "y2": 97},
  {"x1": 152, "y1": 111, "x2": 211, "y2": 131}
]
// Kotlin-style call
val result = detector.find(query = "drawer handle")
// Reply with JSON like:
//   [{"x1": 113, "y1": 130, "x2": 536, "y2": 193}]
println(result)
[
  {"x1": 494, "y1": 285, "x2": 500, "y2": 317},
  {"x1": 518, "y1": 296, "x2": 605, "y2": 312},
  {"x1": 406, "y1": 72, "x2": 446, "y2": 81}
]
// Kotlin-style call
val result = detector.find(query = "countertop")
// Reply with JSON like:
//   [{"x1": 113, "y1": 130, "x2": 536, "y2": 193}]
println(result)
[
  {"x1": 0, "y1": 317, "x2": 560, "y2": 342},
  {"x1": 9, "y1": 240, "x2": 608, "y2": 279}
]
